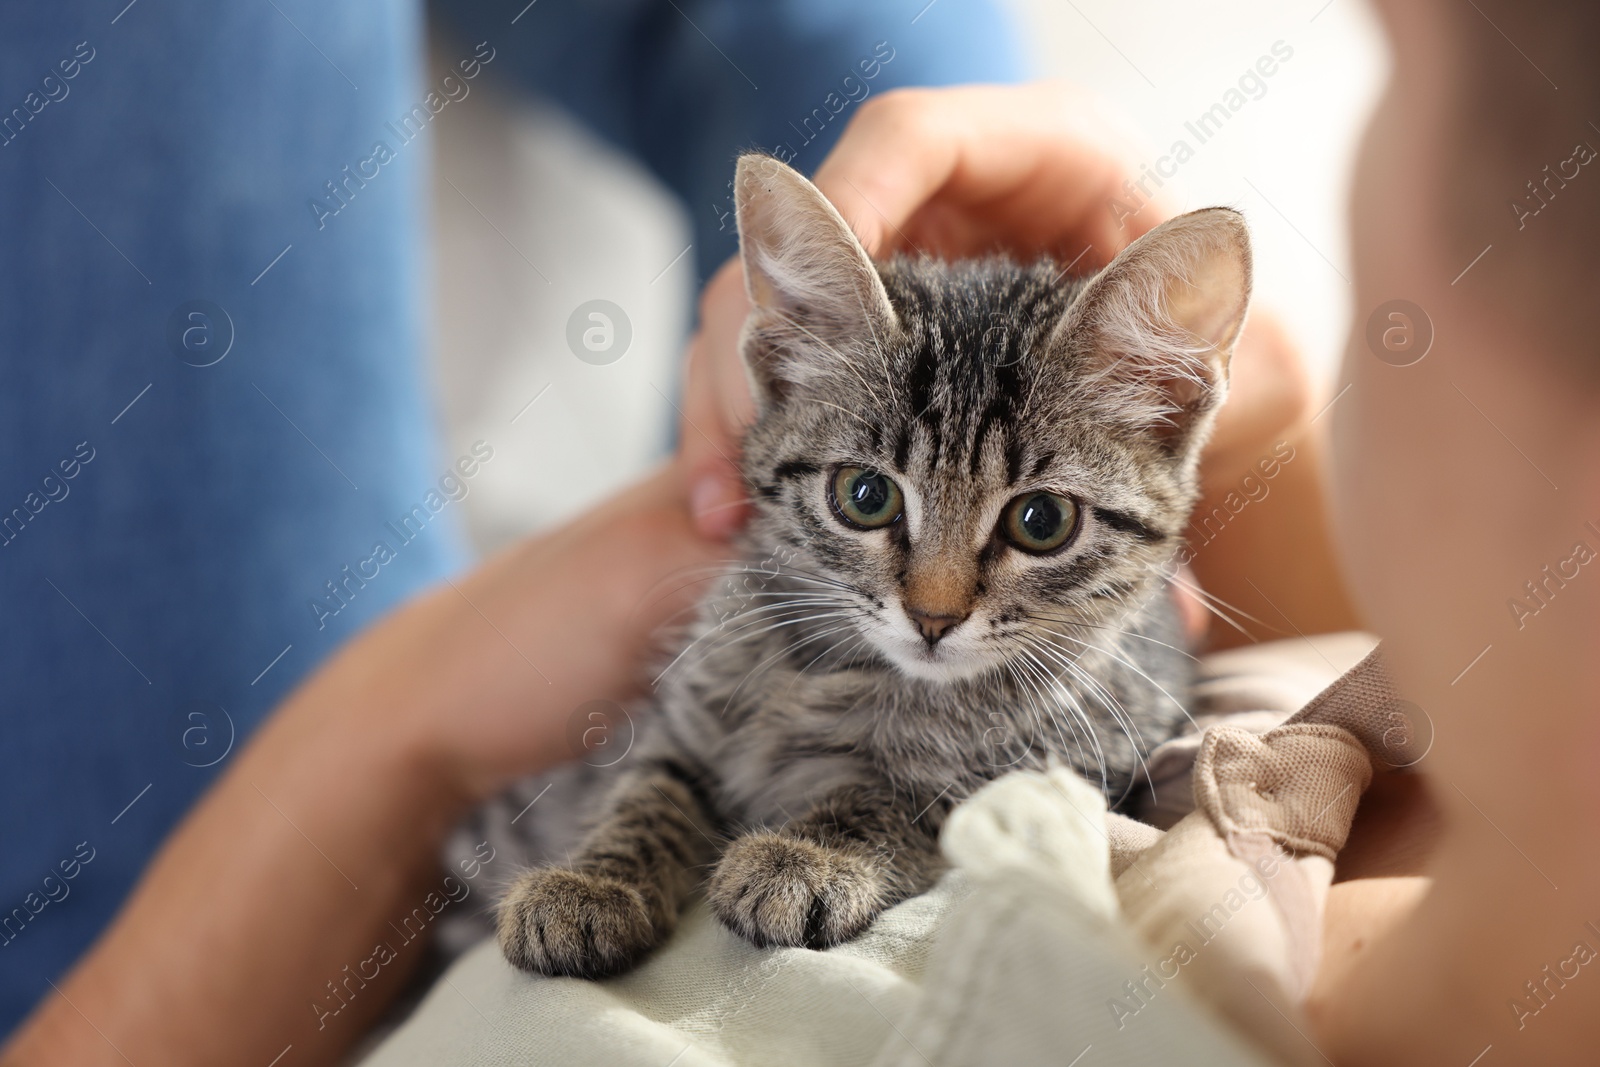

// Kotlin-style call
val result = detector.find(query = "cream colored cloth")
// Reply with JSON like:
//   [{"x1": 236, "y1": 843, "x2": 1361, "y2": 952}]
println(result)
[
  {"x1": 358, "y1": 635, "x2": 1406, "y2": 1067},
  {"x1": 1110, "y1": 639, "x2": 1416, "y2": 1067},
  {"x1": 1113, "y1": 725, "x2": 1370, "y2": 1066},
  {"x1": 1135, "y1": 630, "x2": 1378, "y2": 828},
  {"x1": 359, "y1": 767, "x2": 1274, "y2": 1067}
]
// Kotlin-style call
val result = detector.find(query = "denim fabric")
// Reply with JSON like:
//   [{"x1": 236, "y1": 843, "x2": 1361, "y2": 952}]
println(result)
[
  {"x1": 0, "y1": 0, "x2": 1019, "y2": 1035},
  {"x1": 432, "y1": 0, "x2": 1025, "y2": 281}
]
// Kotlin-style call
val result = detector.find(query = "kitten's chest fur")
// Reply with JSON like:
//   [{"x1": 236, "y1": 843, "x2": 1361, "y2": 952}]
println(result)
[{"x1": 654, "y1": 559, "x2": 1192, "y2": 829}]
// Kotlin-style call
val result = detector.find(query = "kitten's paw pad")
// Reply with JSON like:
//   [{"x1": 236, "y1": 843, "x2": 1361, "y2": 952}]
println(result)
[
  {"x1": 707, "y1": 832, "x2": 885, "y2": 949},
  {"x1": 497, "y1": 867, "x2": 659, "y2": 979}
]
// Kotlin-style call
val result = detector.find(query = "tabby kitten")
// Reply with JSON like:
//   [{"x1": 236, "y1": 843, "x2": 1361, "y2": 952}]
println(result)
[{"x1": 497, "y1": 154, "x2": 1252, "y2": 978}]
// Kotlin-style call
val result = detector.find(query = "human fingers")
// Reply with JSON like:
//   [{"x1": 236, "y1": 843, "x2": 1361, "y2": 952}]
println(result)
[
  {"x1": 680, "y1": 259, "x2": 755, "y2": 540},
  {"x1": 812, "y1": 81, "x2": 1180, "y2": 265}
]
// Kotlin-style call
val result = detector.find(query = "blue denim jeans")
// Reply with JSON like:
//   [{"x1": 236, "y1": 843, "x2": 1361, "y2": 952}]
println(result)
[{"x1": 0, "y1": 0, "x2": 1019, "y2": 1033}]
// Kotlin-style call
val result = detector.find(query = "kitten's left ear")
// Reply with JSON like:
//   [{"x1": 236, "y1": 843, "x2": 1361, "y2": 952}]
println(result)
[
  {"x1": 1055, "y1": 207, "x2": 1252, "y2": 456},
  {"x1": 734, "y1": 154, "x2": 899, "y2": 410}
]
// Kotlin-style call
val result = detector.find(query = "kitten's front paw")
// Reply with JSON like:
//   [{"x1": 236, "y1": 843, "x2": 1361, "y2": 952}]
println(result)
[
  {"x1": 707, "y1": 832, "x2": 885, "y2": 949},
  {"x1": 497, "y1": 867, "x2": 659, "y2": 978}
]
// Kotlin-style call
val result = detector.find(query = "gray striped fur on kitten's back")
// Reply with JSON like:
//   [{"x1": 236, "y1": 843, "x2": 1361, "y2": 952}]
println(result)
[{"x1": 465, "y1": 156, "x2": 1252, "y2": 979}]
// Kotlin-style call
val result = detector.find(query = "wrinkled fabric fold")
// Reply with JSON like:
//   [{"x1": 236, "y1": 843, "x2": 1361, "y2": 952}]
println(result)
[{"x1": 361, "y1": 636, "x2": 1415, "y2": 1067}]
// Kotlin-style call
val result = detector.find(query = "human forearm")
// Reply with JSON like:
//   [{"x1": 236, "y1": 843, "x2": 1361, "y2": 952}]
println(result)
[{"x1": 3, "y1": 680, "x2": 460, "y2": 1066}]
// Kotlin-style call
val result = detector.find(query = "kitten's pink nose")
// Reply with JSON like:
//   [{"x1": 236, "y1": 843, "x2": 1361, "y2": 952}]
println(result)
[{"x1": 906, "y1": 607, "x2": 967, "y2": 647}]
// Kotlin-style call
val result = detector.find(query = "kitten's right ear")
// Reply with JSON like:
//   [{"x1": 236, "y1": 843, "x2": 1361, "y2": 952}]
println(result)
[
  {"x1": 734, "y1": 154, "x2": 898, "y2": 410},
  {"x1": 1054, "y1": 207, "x2": 1252, "y2": 458}
]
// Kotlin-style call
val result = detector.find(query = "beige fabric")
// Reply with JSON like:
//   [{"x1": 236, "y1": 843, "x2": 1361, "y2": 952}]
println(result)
[
  {"x1": 1137, "y1": 631, "x2": 1377, "y2": 828},
  {"x1": 1106, "y1": 812, "x2": 1165, "y2": 879},
  {"x1": 872, "y1": 768, "x2": 1276, "y2": 1067},
  {"x1": 1282, "y1": 644, "x2": 1428, "y2": 769},
  {"x1": 359, "y1": 635, "x2": 1409, "y2": 1067},
  {"x1": 1109, "y1": 638, "x2": 1409, "y2": 1067},
  {"x1": 1193, "y1": 724, "x2": 1371, "y2": 860},
  {"x1": 1113, "y1": 809, "x2": 1334, "y2": 1067},
  {"x1": 358, "y1": 768, "x2": 1272, "y2": 1067},
  {"x1": 1193, "y1": 632, "x2": 1381, "y2": 719}
]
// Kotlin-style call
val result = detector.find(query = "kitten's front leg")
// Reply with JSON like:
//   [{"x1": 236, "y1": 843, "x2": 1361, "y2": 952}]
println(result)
[
  {"x1": 707, "y1": 784, "x2": 947, "y2": 949},
  {"x1": 498, "y1": 760, "x2": 715, "y2": 978}
]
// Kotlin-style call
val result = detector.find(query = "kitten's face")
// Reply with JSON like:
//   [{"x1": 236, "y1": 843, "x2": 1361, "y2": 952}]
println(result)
[{"x1": 733, "y1": 156, "x2": 1251, "y2": 684}]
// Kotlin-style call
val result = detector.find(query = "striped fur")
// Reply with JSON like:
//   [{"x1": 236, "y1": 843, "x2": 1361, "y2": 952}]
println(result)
[{"x1": 496, "y1": 156, "x2": 1252, "y2": 978}]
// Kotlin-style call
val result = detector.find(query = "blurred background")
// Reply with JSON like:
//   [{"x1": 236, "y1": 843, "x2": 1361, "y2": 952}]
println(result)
[{"x1": 432, "y1": 0, "x2": 1388, "y2": 553}]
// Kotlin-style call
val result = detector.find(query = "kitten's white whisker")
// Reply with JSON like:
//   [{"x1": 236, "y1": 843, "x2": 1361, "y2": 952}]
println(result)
[
  {"x1": 766, "y1": 566, "x2": 872, "y2": 597},
  {"x1": 1011, "y1": 639, "x2": 1100, "y2": 771},
  {"x1": 719, "y1": 618, "x2": 871, "y2": 717},
  {"x1": 658, "y1": 594, "x2": 850, "y2": 654},
  {"x1": 1026, "y1": 634, "x2": 1142, "y2": 747},
  {"x1": 789, "y1": 631, "x2": 872, "y2": 692},
  {"x1": 643, "y1": 561, "x2": 846, "y2": 618},
  {"x1": 703, "y1": 608, "x2": 865, "y2": 661},
  {"x1": 730, "y1": 590, "x2": 857, "y2": 600},
  {"x1": 1008, "y1": 655, "x2": 1085, "y2": 778},
  {"x1": 656, "y1": 599, "x2": 858, "y2": 683},
  {"x1": 840, "y1": 632, "x2": 876, "y2": 673},
  {"x1": 653, "y1": 586, "x2": 853, "y2": 641},
  {"x1": 656, "y1": 559, "x2": 865, "y2": 601},
  {"x1": 1025, "y1": 628, "x2": 1150, "y2": 749},
  {"x1": 1044, "y1": 630, "x2": 1196, "y2": 733},
  {"x1": 1014, "y1": 645, "x2": 1108, "y2": 787},
  {"x1": 1019, "y1": 632, "x2": 1153, "y2": 802},
  {"x1": 1026, "y1": 613, "x2": 1200, "y2": 664},
  {"x1": 1170, "y1": 589, "x2": 1255, "y2": 638},
  {"x1": 708, "y1": 605, "x2": 868, "y2": 661},
  {"x1": 1043, "y1": 661, "x2": 1151, "y2": 809},
  {"x1": 651, "y1": 558, "x2": 878, "y2": 684},
  {"x1": 793, "y1": 625, "x2": 871, "y2": 677},
  {"x1": 1018, "y1": 644, "x2": 1108, "y2": 777},
  {"x1": 1164, "y1": 571, "x2": 1277, "y2": 636}
]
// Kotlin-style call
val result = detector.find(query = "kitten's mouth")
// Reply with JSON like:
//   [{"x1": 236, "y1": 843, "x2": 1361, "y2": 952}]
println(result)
[{"x1": 875, "y1": 630, "x2": 995, "y2": 685}]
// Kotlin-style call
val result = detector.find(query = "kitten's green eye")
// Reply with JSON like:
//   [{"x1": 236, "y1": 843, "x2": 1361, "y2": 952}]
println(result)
[
  {"x1": 830, "y1": 467, "x2": 903, "y2": 529},
  {"x1": 1001, "y1": 492, "x2": 1079, "y2": 554}
]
